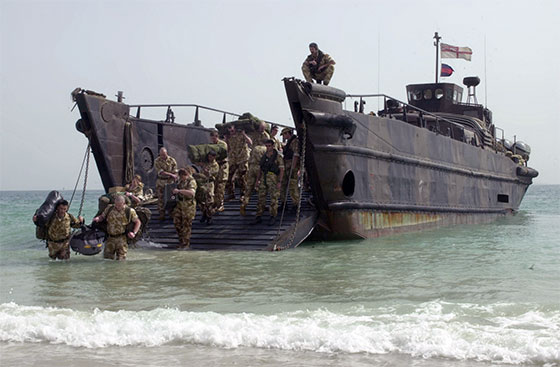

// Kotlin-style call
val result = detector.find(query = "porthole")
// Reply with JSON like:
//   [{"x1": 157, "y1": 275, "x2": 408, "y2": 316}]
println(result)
[
  {"x1": 141, "y1": 147, "x2": 154, "y2": 171},
  {"x1": 342, "y1": 170, "x2": 355, "y2": 197},
  {"x1": 435, "y1": 89, "x2": 444, "y2": 99}
]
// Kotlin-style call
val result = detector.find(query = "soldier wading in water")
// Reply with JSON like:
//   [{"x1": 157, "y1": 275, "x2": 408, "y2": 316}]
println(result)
[
  {"x1": 33, "y1": 200, "x2": 84, "y2": 260},
  {"x1": 93, "y1": 195, "x2": 141, "y2": 261}
]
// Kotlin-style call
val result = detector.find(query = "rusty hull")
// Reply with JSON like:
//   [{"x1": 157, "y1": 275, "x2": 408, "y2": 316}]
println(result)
[{"x1": 284, "y1": 78, "x2": 535, "y2": 240}]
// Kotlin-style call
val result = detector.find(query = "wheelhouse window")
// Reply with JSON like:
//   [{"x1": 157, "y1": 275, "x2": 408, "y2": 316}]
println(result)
[
  {"x1": 435, "y1": 89, "x2": 444, "y2": 99},
  {"x1": 412, "y1": 90, "x2": 422, "y2": 100},
  {"x1": 423, "y1": 89, "x2": 432, "y2": 100}
]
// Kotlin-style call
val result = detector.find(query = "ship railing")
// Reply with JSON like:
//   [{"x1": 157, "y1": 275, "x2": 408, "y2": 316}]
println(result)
[
  {"x1": 129, "y1": 103, "x2": 287, "y2": 129},
  {"x1": 346, "y1": 93, "x2": 485, "y2": 146},
  {"x1": 129, "y1": 104, "x2": 242, "y2": 127}
]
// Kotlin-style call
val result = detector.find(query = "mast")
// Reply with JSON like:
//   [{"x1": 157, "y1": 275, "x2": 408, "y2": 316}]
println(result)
[{"x1": 433, "y1": 32, "x2": 441, "y2": 83}]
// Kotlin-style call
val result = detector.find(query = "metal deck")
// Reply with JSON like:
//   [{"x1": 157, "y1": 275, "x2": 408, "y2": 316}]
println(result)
[{"x1": 137, "y1": 190, "x2": 317, "y2": 251}]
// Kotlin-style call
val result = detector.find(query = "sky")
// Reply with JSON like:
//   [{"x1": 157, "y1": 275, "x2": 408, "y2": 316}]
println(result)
[{"x1": 1, "y1": 0, "x2": 559, "y2": 190}]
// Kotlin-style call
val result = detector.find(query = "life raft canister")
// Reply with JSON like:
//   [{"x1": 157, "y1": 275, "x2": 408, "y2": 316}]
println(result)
[{"x1": 70, "y1": 226, "x2": 105, "y2": 256}]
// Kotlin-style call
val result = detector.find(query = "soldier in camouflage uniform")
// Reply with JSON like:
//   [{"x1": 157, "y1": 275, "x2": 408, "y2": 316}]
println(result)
[
  {"x1": 280, "y1": 127, "x2": 301, "y2": 211},
  {"x1": 302, "y1": 42, "x2": 336, "y2": 85},
  {"x1": 194, "y1": 151, "x2": 219, "y2": 224},
  {"x1": 241, "y1": 123, "x2": 270, "y2": 216},
  {"x1": 172, "y1": 167, "x2": 197, "y2": 249},
  {"x1": 154, "y1": 147, "x2": 178, "y2": 220},
  {"x1": 270, "y1": 124, "x2": 283, "y2": 151},
  {"x1": 34, "y1": 200, "x2": 84, "y2": 260},
  {"x1": 253, "y1": 140, "x2": 284, "y2": 226},
  {"x1": 225, "y1": 125, "x2": 252, "y2": 201},
  {"x1": 93, "y1": 195, "x2": 140, "y2": 260},
  {"x1": 210, "y1": 129, "x2": 228, "y2": 213},
  {"x1": 124, "y1": 174, "x2": 144, "y2": 208}
]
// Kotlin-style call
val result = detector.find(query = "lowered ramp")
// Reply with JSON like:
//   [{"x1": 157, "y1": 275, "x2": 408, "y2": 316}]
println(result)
[{"x1": 137, "y1": 191, "x2": 317, "y2": 251}]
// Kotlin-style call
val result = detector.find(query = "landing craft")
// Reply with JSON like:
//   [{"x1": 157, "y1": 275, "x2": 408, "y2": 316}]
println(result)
[
  {"x1": 72, "y1": 37, "x2": 537, "y2": 247},
  {"x1": 72, "y1": 90, "x2": 317, "y2": 250}
]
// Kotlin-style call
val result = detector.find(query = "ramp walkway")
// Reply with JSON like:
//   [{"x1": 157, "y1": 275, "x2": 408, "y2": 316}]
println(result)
[{"x1": 137, "y1": 190, "x2": 317, "y2": 251}]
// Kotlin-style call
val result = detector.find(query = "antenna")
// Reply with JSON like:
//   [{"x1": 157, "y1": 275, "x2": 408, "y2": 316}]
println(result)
[
  {"x1": 434, "y1": 32, "x2": 442, "y2": 83},
  {"x1": 378, "y1": 32, "x2": 381, "y2": 111},
  {"x1": 484, "y1": 35, "x2": 488, "y2": 107}
]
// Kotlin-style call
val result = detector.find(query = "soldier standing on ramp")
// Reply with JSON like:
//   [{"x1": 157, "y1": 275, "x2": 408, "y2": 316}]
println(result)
[
  {"x1": 253, "y1": 139, "x2": 284, "y2": 225},
  {"x1": 210, "y1": 129, "x2": 228, "y2": 213},
  {"x1": 241, "y1": 122, "x2": 270, "y2": 216},
  {"x1": 225, "y1": 126, "x2": 252, "y2": 201},
  {"x1": 172, "y1": 167, "x2": 197, "y2": 249},
  {"x1": 154, "y1": 147, "x2": 178, "y2": 220},
  {"x1": 280, "y1": 127, "x2": 301, "y2": 212}
]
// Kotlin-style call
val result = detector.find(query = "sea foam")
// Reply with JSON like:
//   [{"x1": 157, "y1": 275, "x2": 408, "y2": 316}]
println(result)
[{"x1": 1, "y1": 301, "x2": 559, "y2": 365}]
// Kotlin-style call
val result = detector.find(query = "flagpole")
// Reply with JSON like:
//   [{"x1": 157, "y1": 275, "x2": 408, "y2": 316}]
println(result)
[{"x1": 434, "y1": 32, "x2": 441, "y2": 83}]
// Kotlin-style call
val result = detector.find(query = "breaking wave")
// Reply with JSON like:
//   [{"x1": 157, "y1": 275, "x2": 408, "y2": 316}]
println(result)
[{"x1": 1, "y1": 301, "x2": 559, "y2": 365}]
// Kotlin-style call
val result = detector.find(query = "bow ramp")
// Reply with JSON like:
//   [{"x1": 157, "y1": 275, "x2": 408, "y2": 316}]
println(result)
[{"x1": 137, "y1": 192, "x2": 317, "y2": 251}]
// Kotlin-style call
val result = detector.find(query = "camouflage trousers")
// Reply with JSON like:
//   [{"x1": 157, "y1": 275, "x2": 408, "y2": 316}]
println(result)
[
  {"x1": 256, "y1": 172, "x2": 280, "y2": 217},
  {"x1": 104, "y1": 235, "x2": 128, "y2": 260},
  {"x1": 226, "y1": 161, "x2": 248, "y2": 198},
  {"x1": 242, "y1": 165, "x2": 260, "y2": 206},
  {"x1": 172, "y1": 201, "x2": 196, "y2": 247},
  {"x1": 213, "y1": 162, "x2": 228, "y2": 208},
  {"x1": 47, "y1": 239, "x2": 70, "y2": 260},
  {"x1": 281, "y1": 160, "x2": 300, "y2": 206},
  {"x1": 196, "y1": 182, "x2": 215, "y2": 217},
  {"x1": 302, "y1": 64, "x2": 335, "y2": 85},
  {"x1": 156, "y1": 179, "x2": 174, "y2": 217}
]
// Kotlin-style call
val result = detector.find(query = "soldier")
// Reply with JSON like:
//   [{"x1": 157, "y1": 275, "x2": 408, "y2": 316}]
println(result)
[
  {"x1": 194, "y1": 151, "x2": 219, "y2": 224},
  {"x1": 154, "y1": 147, "x2": 178, "y2": 220},
  {"x1": 249, "y1": 122, "x2": 270, "y2": 147},
  {"x1": 93, "y1": 195, "x2": 141, "y2": 260},
  {"x1": 225, "y1": 125, "x2": 252, "y2": 201},
  {"x1": 254, "y1": 139, "x2": 284, "y2": 225},
  {"x1": 172, "y1": 167, "x2": 197, "y2": 249},
  {"x1": 210, "y1": 129, "x2": 228, "y2": 213},
  {"x1": 240, "y1": 123, "x2": 270, "y2": 216},
  {"x1": 124, "y1": 174, "x2": 144, "y2": 208},
  {"x1": 302, "y1": 42, "x2": 336, "y2": 86},
  {"x1": 33, "y1": 200, "x2": 84, "y2": 260},
  {"x1": 270, "y1": 124, "x2": 283, "y2": 151},
  {"x1": 280, "y1": 127, "x2": 301, "y2": 211}
]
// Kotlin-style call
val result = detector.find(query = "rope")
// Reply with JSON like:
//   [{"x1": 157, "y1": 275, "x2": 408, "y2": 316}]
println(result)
[
  {"x1": 69, "y1": 142, "x2": 90, "y2": 212},
  {"x1": 273, "y1": 121, "x2": 307, "y2": 251},
  {"x1": 77, "y1": 143, "x2": 91, "y2": 218},
  {"x1": 124, "y1": 122, "x2": 134, "y2": 185}
]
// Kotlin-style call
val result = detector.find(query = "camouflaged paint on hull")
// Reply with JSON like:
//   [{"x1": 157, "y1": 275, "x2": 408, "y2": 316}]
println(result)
[{"x1": 284, "y1": 78, "x2": 535, "y2": 240}]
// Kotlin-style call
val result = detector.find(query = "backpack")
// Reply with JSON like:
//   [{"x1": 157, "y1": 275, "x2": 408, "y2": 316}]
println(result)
[{"x1": 34, "y1": 191, "x2": 63, "y2": 240}]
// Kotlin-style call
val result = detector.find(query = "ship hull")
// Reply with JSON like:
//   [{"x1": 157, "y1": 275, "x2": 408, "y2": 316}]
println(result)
[
  {"x1": 284, "y1": 78, "x2": 534, "y2": 240},
  {"x1": 74, "y1": 91, "x2": 210, "y2": 191}
]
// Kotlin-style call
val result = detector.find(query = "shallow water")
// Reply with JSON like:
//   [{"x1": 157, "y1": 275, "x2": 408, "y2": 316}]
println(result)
[{"x1": 1, "y1": 186, "x2": 559, "y2": 366}]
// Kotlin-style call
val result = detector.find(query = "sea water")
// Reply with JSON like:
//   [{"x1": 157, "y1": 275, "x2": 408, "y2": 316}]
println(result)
[{"x1": 0, "y1": 186, "x2": 559, "y2": 366}]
